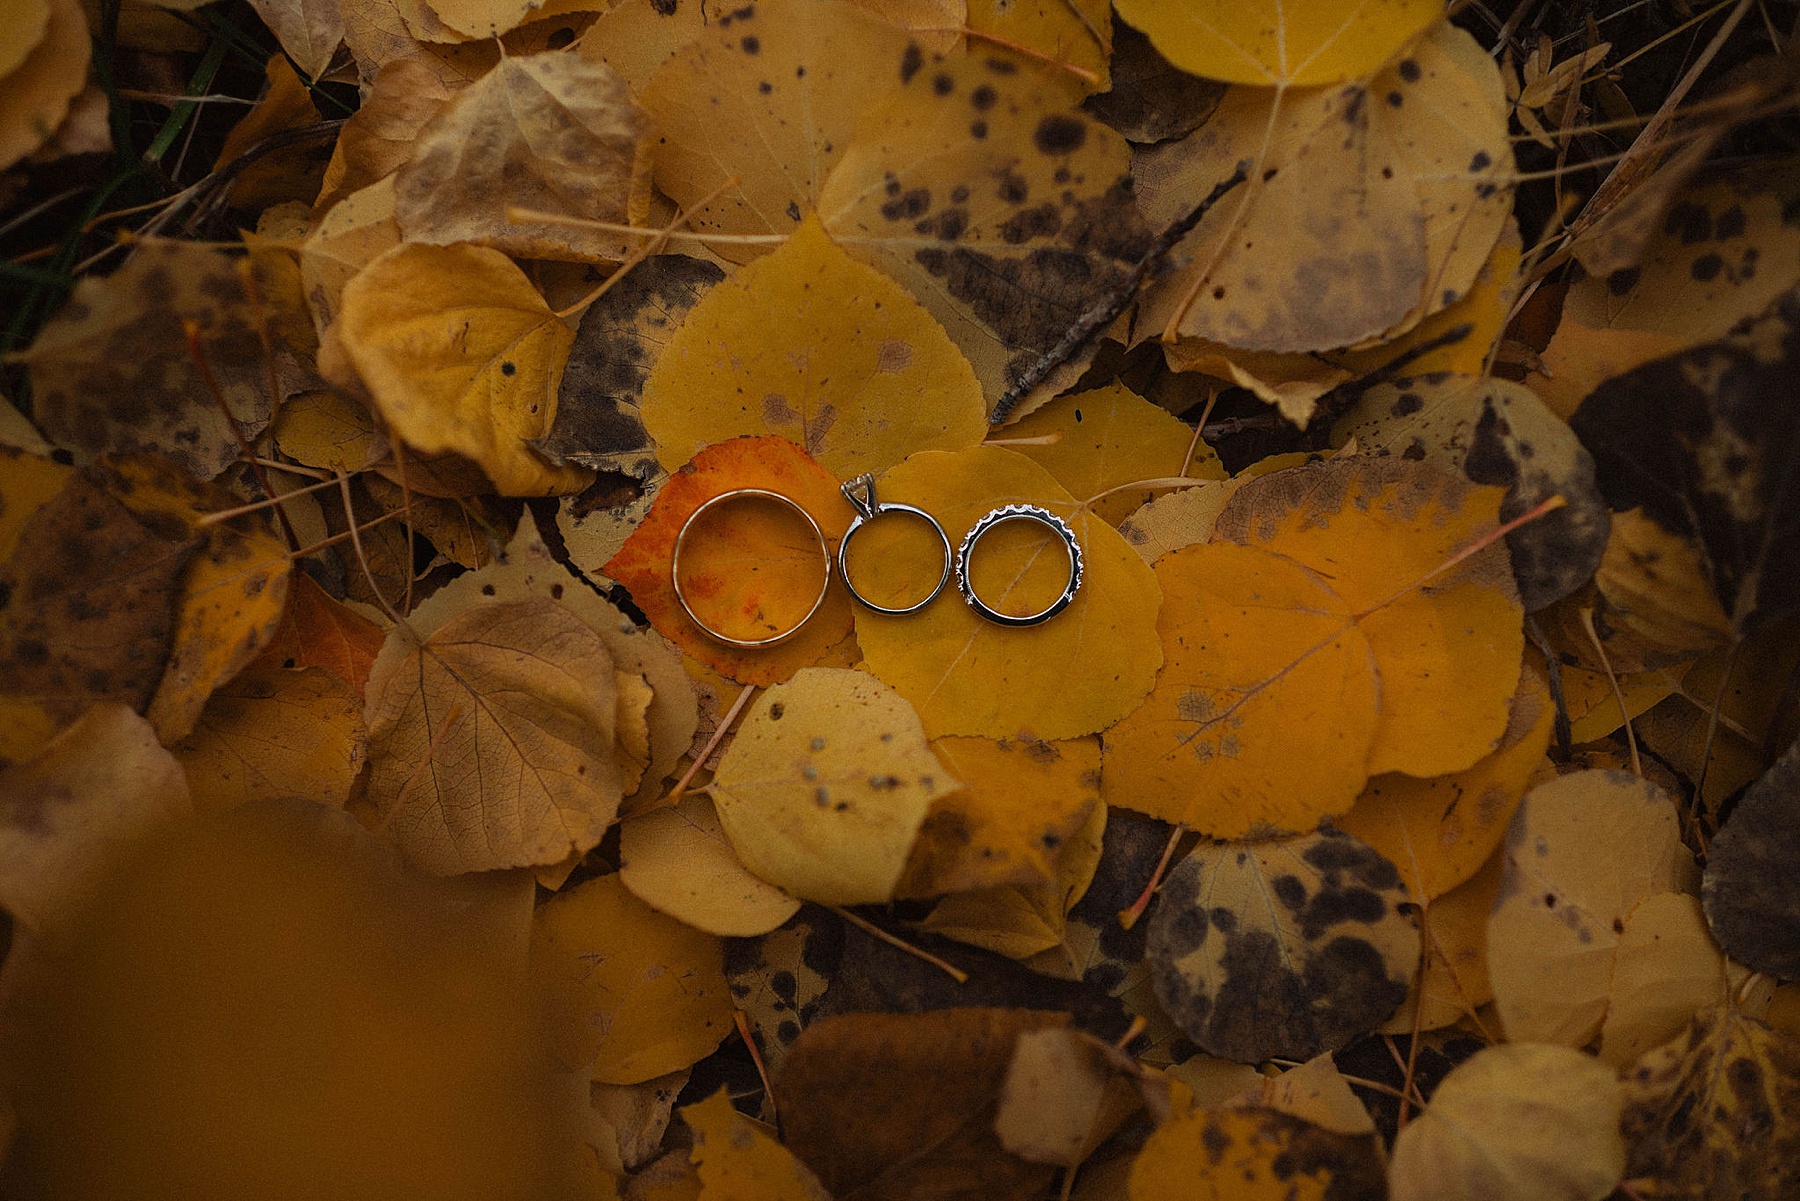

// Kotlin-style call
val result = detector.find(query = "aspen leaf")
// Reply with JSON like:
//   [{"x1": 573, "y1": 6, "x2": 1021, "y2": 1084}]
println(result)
[
  {"x1": 1336, "y1": 662, "x2": 1554, "y2": 902},
  {"x1": 245, "y1": 0, "x2": 344, "y2": 80},
  {"x1": 1389, "y1": 1044, "x2": 1625, "y2": 1201},
  {"x1": 1115, "y1": 477, "x2": 1238, "y2": 564},
  {"x1": 994, "y1": 1027, "x2": 1165, "y2": 1167},
  {"x1": 0, "y1": 0, "x2": 49, "y2": 78},
  {"x1": 1003, "y1": 383, "x2": 1222, "y2": 526},
  {"x1": 897, "y1": 734, "x2": 1102, "y2": 898},
  {"x1": 776, "y1": 1008, "x2": 1068, "y2": 1201},
  {"x1": 604, "y1": 436, "x2": 857, "y2": 686},
  {"x1": 1245, "y1": 1053, "x2": 1377, "y2": 1137},
  {"x1": 1703, "y1": 736, "x2": 1800, "y2": 980},
  {"x1": 315, "y1": 59, "x2": 454, "y2": 211},
  {"x1": 1128, "y1": 1106, "x2": 1388, "y2": 1201},
  {"x1": 1381, "y1": 850, "x2": 1501, "y2": 1034},
  {"x1": 682, "y1": 1088, "x2": 832, "y2": 1201},
  {"x1": 820, "y1": 46, "x2": 1155, "y2": 407},
  {"x1": 20, "y1": 241, "x2": 277, "y2": 480},
  {"x1": 1337, "y1": 374, "x2": 1609, "y2": 611},
  {"x1": 172, "y1": 666, "x2": 368, "y2": 813},
  {"x1": 1620, "y1": 1005, "x2": 1800, "y2": 1199},
  {"x1": 1101, "y1": 539, "x2": 1378, "y2": 838},
  {"x1": 337, "y1": 242, "x2": 592, "y2": 496},
  {"x1": 270, "y1": 388, "x2": 385, "y2": 475},
  {"x1": 1114, "y1": 0, "x2": 1441, "y2": 86},
  {"x1": 968, "y1": 0, "x2": 1110, "y2": 88},
  {"x1": 576, "y1": 0, "x2": 731, "y2": 92},
  {"x1": 1134, "y1": 24, "x2": 1510, "y2": 366},
  {"x1": 0, "y1": 0, "x2": 89, "y2": 171},
  {"x1": 1146, "y1": 828, "x2": 1419, "y2": 1063},
  {"x1": 394, "y1": 52, "x2": 647, "y2": 261},
  {"x1": 710, "y1": 667, "x2": 956, "y2": 905},
  {"x1": 300, "y1": 176, "x2": 401, "y2": 336},
  {"x1": 540, "y1": 254, "x2": 724, "y2": 480},
  {"x1": 0, "y1": 705, "x2": 191, "y2": 935},
  {"x1": 919, "y1": 797, "x2": 1105, "y2": 960},
  {"x1": 531, "y1": 873, "x2": 735, "y2": 1085},
  {"x1": 1487, "y1": 770, "x2": 1699, "y2": 1047},
  {"x1": 855, "y1": 446, "x2": 1163, "y2": 739},
  {"x1": 1215, "y1": 456, "x2": 1521, "y2": 778},
  {"x1": 619, "y1": 794, "x2": 800, "y2": 937},
  {"x1": 363, "y1": 597, "x2": 626, "y2": 874},
  {"x1": 1599, "y1": 891, "x2": 1746, "y2": 1068},
  {"x1": 642, "y1": 0, "x2": 912, "y2": 255},
  {"x1": 725, "y1": 908, "x2": 840, "y2": 1086},
  {"x1": 640, "y1": 216, "x2": 987, "y2": 478}
]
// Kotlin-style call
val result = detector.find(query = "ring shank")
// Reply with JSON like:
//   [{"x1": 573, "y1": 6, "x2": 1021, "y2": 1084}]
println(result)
[
  {"x1": 838, "y1": 502, "x2": 953, "y2": 616},
  {"x1": 955, "y1": 505, "x2": 1084, "y2": 627},
  {"x1": 671, "y1": 489, "x2": 832, "y2": 647}
]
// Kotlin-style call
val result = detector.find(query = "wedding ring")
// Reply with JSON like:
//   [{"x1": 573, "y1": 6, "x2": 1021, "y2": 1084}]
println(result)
[
  {"x1": 837, "y1": 474, "x2": 952, "y2": 616},
  {"x1": 671, "y1": 489, "x2": 831, "y2": 647},
  {"x1": 955, "y1": 504, "x2": 1083, "y2": 627}
]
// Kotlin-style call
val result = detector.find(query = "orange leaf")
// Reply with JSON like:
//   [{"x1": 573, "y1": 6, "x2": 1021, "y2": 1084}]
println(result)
[
  {"x1": 252, "y1": 573, "x2": 388, "y2": 698},
  {"x1": 604, "y1": 436, "x2": 856, "y2": 686}
]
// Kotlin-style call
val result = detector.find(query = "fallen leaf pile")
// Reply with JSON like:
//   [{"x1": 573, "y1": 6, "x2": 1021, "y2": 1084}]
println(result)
[{"x1": 2, "y1": 0, "x2": 1798, "y2": 1198}]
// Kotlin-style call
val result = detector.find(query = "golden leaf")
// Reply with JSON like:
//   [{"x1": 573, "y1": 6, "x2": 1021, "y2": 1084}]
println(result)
[
  {"x1": 531, "y1": 873, "x2": 735, "y2": 1085},
  {"x1": 711, "y1": 667, "x2": 956, "y2": 905},
  {"x1": 640, "y1": 216, "x2": 987, "y2": 478},
  {"x1": 172, "y1": 666, "x2": 367, "y2": 814},
  {"x1": 682, "y1": 1088, "x2": 832, "y2": 1201},
  {"x1": 619, "y1": 794, "x2": 801, "y2": 937},
  {"x1": 337, "y1": 241, "x2": 592, "y2": 496},
  {"x1": 363, "y1": 597, "x2": 626, "y2": 874},
  {"x1": 1129, "y1": 1106, "x2": 1387, "y2": 1201},
  {"x1": 0, "y1": 0, "x2": 89, "y2": 171},
  {"x1": 856, "y1": 446, "x2": 1163, "y2": 739},
  {"x1": 1113, "y1": 0, "x2": 1441, "y2": 86}
]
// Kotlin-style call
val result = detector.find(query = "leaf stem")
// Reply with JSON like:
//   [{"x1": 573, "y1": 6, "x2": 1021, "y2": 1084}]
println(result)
[{"x1": 832, "y1": 907, "x2": 970, "y2": 984}]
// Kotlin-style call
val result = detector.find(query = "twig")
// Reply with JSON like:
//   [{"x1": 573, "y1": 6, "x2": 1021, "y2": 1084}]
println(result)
[
  {"x1": 1578, "y1": 605, "x2": 1642, "y2": 777},
  {"x1": 988, "y1": 161, "x2": 1251, "y2": 424},
  {"x1": 734, "y1": 1010, "x2": 778, "y2": 1121},
  {"x1": 831, "y1": 907, "x2": 970, "y2": 984},
  {"x1": 662, "y1": 684, "x2": 757, "y2": 809},
  {"x1": 1118, "y1": 825, "x2": 1184, "y2": 930}
]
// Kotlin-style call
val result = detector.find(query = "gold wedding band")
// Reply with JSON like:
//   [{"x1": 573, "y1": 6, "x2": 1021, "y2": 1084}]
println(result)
[{"x1": 671, "y1": 489, "x2": 832, "y2": 648}]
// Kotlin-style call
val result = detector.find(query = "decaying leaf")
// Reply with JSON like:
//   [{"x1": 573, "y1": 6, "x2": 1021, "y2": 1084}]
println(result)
[
  {"x1": 639, "y1": 216, "x2": 987, "y2": 478},
  {"x1": 710, "y1": 667, "x2": 955, "y2": 905},
  {"x1": 394, "y1": 52, "x2": 647, "y2": 260},
  {"x1": 1337, "y1": 374, "x2": 1609, "y2": 611},
  {"x1": 172, "y1": 666, "x2": 367, "y2": 813},
  {"x1": 776, "y1": 1008, "x2": 1068, "y2": 1201},
  {"x1": 1389, "y1": 1043, "x2": 1626, "y2": 1201},
  {"x1": 0, "y1": 705, "x2": 192, "y2": 934},
  {"x1": 20, "y1": 241, "x2": 278, "y2": 481},
  {"x1": 539, "y1": 254, "x2": 723, "y2": 479},
  {"x1": 1620, "y1": 1005, "x2": 1800, "y2": 1200},
  {"x1": 1487, "y1": 770, "x2": 1699, "y2": 1047},
  {"x1": 363, "y1": 597, "x2": 626, "y2": 874},
  {"x1": 531, "y1": 872, "x2": 735, "y2": 1085},
  {"x1": 1703, "y1": 736, "x2": 1800, "y2": 980},
  {"x1": 619, "y1": 794, "x2": 800, "y2": 937},
  {"x1": 336, "y1": 242, "x2": 592, "y2": 496},
  {"x1": 1147, "y1": 828, "x2": 1419, "y2": 1063},
  {"x1": 1128, "y1": 1105, "x2": 1388, "y2": 1201},
  {"x1": 855, "y1": 445, "x2": 1164, "y2": 739}
]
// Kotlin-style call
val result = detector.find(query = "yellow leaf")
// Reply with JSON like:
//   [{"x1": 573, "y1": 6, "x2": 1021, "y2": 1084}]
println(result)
[
  {"x1": 1116, "y1": 477, "x2": 1240, "y2": 565},
  {"x1": 642, "y1": 0, "x2": 912, "y2": 256},
  {"x1": 897, "y1": 734, "x2": 1101, "y2": 897},
  {"x1": 0, "y1": 0, "x2": 89, "y2": 171},
  {"x1": 619, "y1": 794, "x2": 800, "y2": 937},
  {"x1": 1113, "y1": 0, "x2": 1441, "y2": 86},
  {"x1": 682, "y1": 1088, "x2": 832, "y2": 1201},
  {"x1": 1146, "y1": 829, "x2": 1419, "y2": 1062},
  {"x1": 1129, "y1": 1106, "x2": 1387, "y2": 1201},
  {"x1": 920, "y1": 797, "x2": 1105, "y2": 959},
  {"x1": 1216, "y1": 457, "x2": 1521, "y2": 777},
  {"x1": 272, "y1": 389, "x2": 383, "y2": 474},
  {"x1": 394, "y1": 51, "x2": 647, "y2": 261},
  {"x1": 640, "y1": 215, "x2": 987, "y2": 478},
  {"x1": 1487, "y1": 770, "x2": 1699, "y2": 1047},
  {"x1": 532, "y1": 873, "x2": 735, "y2": 1085},
  {"x1": 856, "y1": 446, "x2": 1163, "y2": 739},
  {"x1": 820, "y1": 47, "x2": 1152, "y2": 408},
  {"x1": 364, "y1": 597, "x2": 626, "y2": 874},
  {"x1": 1337, "y1": 662, "x2": 1554, "y2": 901},
  {"x1": 1389, "y1": 1044, "x2": 1625, "y2": 1201},
  {"x1": 1378, "y1": 848, "x2": 1500, "y2": 1034},
  {"x1": 0, "y1": 705, "x2": 191, "y2": 935},
  {"x1": 1103, "y1": 539, "x2": 1376, "y2": 836},
  {"x1": 995, "y1": 1027, "x2": 1165, "y2": 1167},
  {"x1": 1599, "y1": 892, "x2": 1746, "y2": 1068},
  {"x1": 0, "y1": 0, "x2": 49, "y2": 78},
  {"x1": 1134, "y1": 24, "x2": 1510, "y2": 368},
  {"x1": 1003, "y1": 382, "x2": 1221, "y2": 526},
  {"x1": 711, "y1": 667, "x2": 955, "y2": 905},
  {"x1": 337, "y1": 241, "x2": 592, "y2": 496},
  {"x1": 0, "y1": 445, "x2": 72, "y2": 564},
  {"x1": 300, "y1": 175, "x2": 401, "y2": 336},
  {"x1": 172, "y1": 666, "x2": 367, "y2": 813}
]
